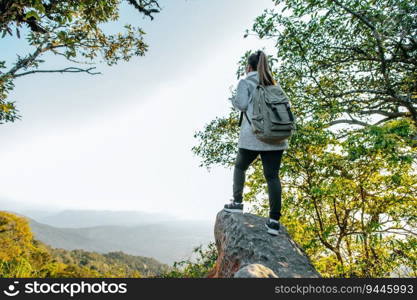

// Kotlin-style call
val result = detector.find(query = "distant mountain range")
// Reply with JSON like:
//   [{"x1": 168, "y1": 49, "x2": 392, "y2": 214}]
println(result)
[
  {"x1": 18, "y1": 210, "x2": 214, "y2": 265},
  {"x1": 0, "y1": 210, "x2": 170, "y2": 277},
  {"x1": 21, "y1": 209, "x2": 180, "y2": 228}
]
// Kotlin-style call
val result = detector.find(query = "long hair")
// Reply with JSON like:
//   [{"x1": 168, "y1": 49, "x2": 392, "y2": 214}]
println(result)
[{"x1": 247, "y1": 50, "x2": 276, "y2": 86}]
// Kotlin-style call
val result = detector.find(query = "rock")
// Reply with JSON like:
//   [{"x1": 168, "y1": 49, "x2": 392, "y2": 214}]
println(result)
[
  {"x1": 208, "y1": 210, "x2": 321, "y2": 278},
  {"x1": 234, "y1": 264, "x2": 278, "y2": 278}
]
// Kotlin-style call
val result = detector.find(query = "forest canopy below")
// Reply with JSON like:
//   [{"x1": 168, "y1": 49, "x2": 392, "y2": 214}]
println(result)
[{"x1": 0, "y1": 211, "x2": 170, "y2": 278}]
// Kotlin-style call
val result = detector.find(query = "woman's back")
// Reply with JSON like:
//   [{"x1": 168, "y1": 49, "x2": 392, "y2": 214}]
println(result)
[{"x1": 233, "y1": 71, "x2": 289, "y2": 151}]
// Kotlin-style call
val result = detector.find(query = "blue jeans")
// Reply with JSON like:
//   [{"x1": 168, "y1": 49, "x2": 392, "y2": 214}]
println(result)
[{"x1": 233, "y1": 147, "x2": 284, "y2": 220}]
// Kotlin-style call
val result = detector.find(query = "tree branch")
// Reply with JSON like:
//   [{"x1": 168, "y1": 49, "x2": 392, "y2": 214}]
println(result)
[
  {"x1": 328, "y1": 118, "x2": 371, "y2": 127},
  {"x1": 14, "y1": 67, "x2": 101, "y2": 77},
  {"x1": 4, "y1": 45, "x2": 45, "y2": 77},
  {"x1": 353, "y1": 109, "x2": 409, "y2": 118},
  {"x1": 126, "y1": 0, "x2": 161, "y2": 20},
  {"x1": 331, "y1": 0, "x2": 375, "y2": 30},
  {"x1": 329, "y1": 89, "x2": 388, "y2": 98},
  {"x1": 331, "y1": 0, "x2": 393, "y2": 96},
  {"x1": 294, "y1": 38, "x2": 328, "y2": 98}
]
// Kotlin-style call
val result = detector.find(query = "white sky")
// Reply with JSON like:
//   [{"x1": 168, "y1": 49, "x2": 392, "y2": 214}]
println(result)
[{"x1": 0, "y1": 0, "x2": 277, "y2": 222}]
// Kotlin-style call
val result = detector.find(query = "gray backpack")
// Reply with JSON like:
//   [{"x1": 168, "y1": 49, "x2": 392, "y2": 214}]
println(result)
[{"x1": 238, "y1": 77, "x2": 296, "y2": 144}]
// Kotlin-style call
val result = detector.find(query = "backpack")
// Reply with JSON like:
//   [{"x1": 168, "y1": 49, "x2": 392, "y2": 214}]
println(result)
[{"x1": 238, "y1": 76, "x2": 296, "y2": 144}]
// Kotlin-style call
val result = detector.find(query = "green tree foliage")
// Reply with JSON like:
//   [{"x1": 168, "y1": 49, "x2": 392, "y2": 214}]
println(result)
[
  {"x1": 0, "y1": 211, "x2": 169, "y2": 278},
  {"x1": 50, "y1": 248, "x2": 169, "y2": 277},
  {"x1": 0, "y1": 0, "x2": 161, "y2": 123},
  {"x1": 248, "y1": 0, "x2": 417, "y2": 142},
  {"x1": 192, "y1": 0, "x2": 417, "y2": 277},
  {"x1": 160, "y1": 243, "x2": 218, "y2": 278},
  {"x1": 279, "y1": 120, "x2": 416, "y2": 277},
  {"x1": 49, "y1": 249, "x2": 169, "y2": 278}
]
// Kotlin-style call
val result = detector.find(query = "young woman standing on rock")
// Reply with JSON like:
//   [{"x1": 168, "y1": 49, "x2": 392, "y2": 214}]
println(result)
[{"x1": 224, "y1": 50, "x2": 289, "y2": 236}]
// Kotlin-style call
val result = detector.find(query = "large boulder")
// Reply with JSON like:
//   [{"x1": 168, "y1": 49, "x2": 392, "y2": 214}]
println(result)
[{"x1": 208, "y1": 210, "x2": 321, "y2": 278}]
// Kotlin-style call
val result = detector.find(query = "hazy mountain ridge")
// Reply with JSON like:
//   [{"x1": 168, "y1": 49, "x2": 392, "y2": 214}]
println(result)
[
  {"x1": 31, "y1": 209, "x2": 179, "y2": 228},
  {"x1": 26, "y1": 210, "x2": 214, "y2": 265},
  {"x1": 0, "y1": 211, "x2": 169, "y2": 278}
]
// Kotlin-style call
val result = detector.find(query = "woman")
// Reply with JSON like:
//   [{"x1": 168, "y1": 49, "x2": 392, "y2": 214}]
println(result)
[{"x1": 224, "y1": 50, "x2": 289, "y2": 236}]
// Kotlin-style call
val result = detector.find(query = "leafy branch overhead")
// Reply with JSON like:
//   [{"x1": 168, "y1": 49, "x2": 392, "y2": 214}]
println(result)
[{"x1": 0, "y1": 0, "x2": 161, "y2": 124}]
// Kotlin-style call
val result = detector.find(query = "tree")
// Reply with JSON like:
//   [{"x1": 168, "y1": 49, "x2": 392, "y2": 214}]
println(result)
[
  {"x1": 276, "y1": 120, "x2": 416, "y2": 277},
  {"x1": 160, "y1": 243, "x2": 218, "y2": 278},
  {"x1": 247, "y1": 0, "x2": 417, "y2": 142},
  {"x1": 193, "y1": 116, "x2": 417, "y2": 277},
  {"x1": 0, "y1": 0, "x2": 161, "y2": 124},
  {"x1": 192, "y1": 0, "x2": 417, "y2": 277}
]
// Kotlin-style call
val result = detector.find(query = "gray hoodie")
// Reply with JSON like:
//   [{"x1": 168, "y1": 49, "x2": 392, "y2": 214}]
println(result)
[{"x1": 232, "y1": 71, "x2": 289, "y2": 151}]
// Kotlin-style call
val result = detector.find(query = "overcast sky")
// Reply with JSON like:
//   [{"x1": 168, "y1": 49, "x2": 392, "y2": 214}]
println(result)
[{"x1": 0, "y1": 0, "x2": 277, "y2": 222}]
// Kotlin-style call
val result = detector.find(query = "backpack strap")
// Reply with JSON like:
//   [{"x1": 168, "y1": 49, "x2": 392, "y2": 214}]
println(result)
[
  {"x1": 239, "y1": 111, "x2": 252, "y2": 126},
  {"x1": 238, "y1": 111, "x2": 243, "y2": 126}
]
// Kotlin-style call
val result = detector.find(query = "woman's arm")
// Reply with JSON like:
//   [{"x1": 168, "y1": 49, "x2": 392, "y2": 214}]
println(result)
[{"x1": 231, "y1": 79, "x2": 250, "y2": 112}]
